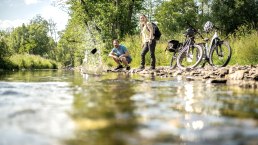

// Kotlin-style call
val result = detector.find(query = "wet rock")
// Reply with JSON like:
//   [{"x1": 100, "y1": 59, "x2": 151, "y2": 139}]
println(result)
[
  {"x1": 228, "y1": 70, "x2": 246, "y2": 80},
  {"x1": 207, "y1": 79, "x2": 227, "y2": 84},
  {"x1": 106, "y1": 65, "x2": 258, "y2": 88},
  {"x1": 190, "y1": 70, "x2": 201, "y2": 76},
  {"x1": 219, "y1": 68, "x2": 229, "y2": 76},
  {"x1": 203, "y1": 75, "x2": 211, "y2": 79},
  {"x1": 239, "y1": 81, "x2": 258, "y2": 89},
  {"x1": 254, "y1": 74, "x2": 258, "y2": 81},
  {"x1": 186, "y1": 76, "x2": 195, "y2": 81}
]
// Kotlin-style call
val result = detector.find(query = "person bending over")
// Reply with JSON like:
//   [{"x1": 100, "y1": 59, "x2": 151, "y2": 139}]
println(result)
[{"x1": 109, "y1": 39, "x2": 132, "y2": 70}]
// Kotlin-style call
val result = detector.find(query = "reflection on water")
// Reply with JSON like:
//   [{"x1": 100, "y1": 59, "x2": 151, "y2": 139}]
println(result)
[{"x1": 0, "y1": 70, "x2": 258, "y2": 145}]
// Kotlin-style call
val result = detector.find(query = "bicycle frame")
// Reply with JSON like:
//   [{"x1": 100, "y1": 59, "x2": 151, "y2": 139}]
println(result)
[
  {"x1": 181, "y1": 36, "x2": 195, "y2": 53},
  {"x1": 199, "y1": 28, "x2": 231, "y2": 67},
  {"x1": 204, "y1": 31, "x2": 219, "y2": 58},
  {"x1": 176, "y1": 34, "x2": 203, "y2": 69}
]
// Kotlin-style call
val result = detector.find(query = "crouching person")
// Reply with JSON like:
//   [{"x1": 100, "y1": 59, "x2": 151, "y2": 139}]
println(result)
[{"x1": 109, "y1": 39, "x2": 132, "y2": 70}]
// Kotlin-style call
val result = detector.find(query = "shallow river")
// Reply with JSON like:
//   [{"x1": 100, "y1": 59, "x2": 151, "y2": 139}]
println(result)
[{"x1": 0, "y1": 70, "x2": 258, "y2": 145}]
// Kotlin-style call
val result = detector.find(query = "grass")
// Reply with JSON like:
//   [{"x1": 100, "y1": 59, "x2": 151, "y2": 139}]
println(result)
[
  {"x1": 104, "y1": 35, "x2": 176, "y2": 68},
  {"x1": 229, "y1": 31, "x2": 258, "y2": 65},
  {"x1": 103, "y1": 29, "x2": 258, "y2": 68},
  {"x1": 2, "y1": 54, "x2": 59, "y2": 70}
]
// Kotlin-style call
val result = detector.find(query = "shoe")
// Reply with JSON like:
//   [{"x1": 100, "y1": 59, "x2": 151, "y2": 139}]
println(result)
[
  {"x1": 126, "y1": 66, "x2": 130, "y2": 70},
  {"x1": 114, "y1": 65, "x2": 123, "y2": 70},
  {"x1": 148, "y1": 67, "x2": 155, "y2": 70},
  {"x1": 138, "y1": 66, "x2": 145, "y2": 70}
]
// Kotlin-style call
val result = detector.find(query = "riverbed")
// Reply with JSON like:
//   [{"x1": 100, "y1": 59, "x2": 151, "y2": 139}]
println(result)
[{"x1": 0, "y1": 70, "x2": 258, "y2": 145}]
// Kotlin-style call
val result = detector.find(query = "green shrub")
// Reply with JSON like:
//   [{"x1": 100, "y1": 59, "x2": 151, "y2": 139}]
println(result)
[
  {"x1": 230, "y1": 30, "x2": 258, "y2": 65},
  {"x1": 3, "y1": 54, "x2": 59, "y2": 70}
]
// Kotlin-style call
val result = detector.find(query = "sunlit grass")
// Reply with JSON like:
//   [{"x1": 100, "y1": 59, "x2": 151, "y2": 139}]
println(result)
[
  {"x1": 5, "y1": 54, "x2": 59, "y2": 69},
  {"x1": 117, "y1": 35, "x2": 174, "y2": 68},
  {"x1": 229, "y1": 31, "x2": 258, "y2": 65},
  {"x1": 104, "y1": 28, "x2": 258, "y2": 68}
]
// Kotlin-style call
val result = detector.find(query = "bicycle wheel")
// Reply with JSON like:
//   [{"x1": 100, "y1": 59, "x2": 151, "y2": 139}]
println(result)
[
  {"x1": 177, "y1": 44, "x2": 203, "y2": 69},
  {"x1": 209, "y1": 40, "x2": 232, "y2": 67},
  {"x1": 170, "y1": 52, "x2": 178, "y2": 69}
]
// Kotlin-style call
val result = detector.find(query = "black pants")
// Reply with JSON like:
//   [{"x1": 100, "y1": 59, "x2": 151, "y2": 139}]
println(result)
[{"x1": 140, "y1": 40, "x2": 156, "y2": 68}]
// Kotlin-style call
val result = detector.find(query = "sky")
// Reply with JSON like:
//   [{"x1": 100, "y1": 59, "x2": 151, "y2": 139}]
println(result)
[{"x1": 0, "y1": 0, "x2": 69, "y2": 32}]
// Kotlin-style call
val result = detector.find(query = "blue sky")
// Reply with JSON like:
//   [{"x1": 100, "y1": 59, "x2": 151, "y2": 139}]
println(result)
[{"x1": 0, "y1": 0, "x2": 69, "y2": 31}]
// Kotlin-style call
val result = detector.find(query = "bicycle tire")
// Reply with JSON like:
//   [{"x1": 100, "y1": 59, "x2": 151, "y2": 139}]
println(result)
[
  {"x1": 170, "y1": 52, "x2": 178, "y2": 69},
  {"x1": 177, "y1": 44, "x2": 203, "y2": 69},
  {"x1": 209, "y1": 40, "x2": 232, "y2": 67}
]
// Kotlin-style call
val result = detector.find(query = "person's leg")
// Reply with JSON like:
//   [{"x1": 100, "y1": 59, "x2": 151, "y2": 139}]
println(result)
[
  {"x1": 120, "y1": 57, "x2": 129, "y2": 66},
  {"x1": 140, "y1": 42, "x2": 149, "y2": 68},
  {"x1": 149, "y1": 40, "x2": 157, "y2": 69},
  {"x1": 120, "y1": 57, "x2": 132, "y2": 70},
  {"x1": 113, "y1": 57, "x2": 121, "y2": 65},
  {"x1": 111, "y1": 57, "x2": 123, "y2": 70}
]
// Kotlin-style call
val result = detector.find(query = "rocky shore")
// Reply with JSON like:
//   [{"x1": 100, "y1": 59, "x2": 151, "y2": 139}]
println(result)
[{"x1": 108, "y1": 65, "x2": 258, "y2": 89}]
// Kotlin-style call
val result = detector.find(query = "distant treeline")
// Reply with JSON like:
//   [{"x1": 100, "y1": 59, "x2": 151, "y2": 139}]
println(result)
[{"x1": 1, "y1": 0, "x2": 258, "y2": 69}]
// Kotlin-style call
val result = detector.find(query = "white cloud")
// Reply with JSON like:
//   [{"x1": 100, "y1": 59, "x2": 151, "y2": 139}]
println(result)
[
  {"x1": 0, "y1": 1, "x2": 69, "y2": 33},
  {"x1": 40, "y1": 5, "x2": 69, "y2": 31},
  {"x1": 0, "y1": 6, "x2": 69, "y2": 32},
  {"x1": 24, "y1": 0, "x2": 40, "y2": 5}
]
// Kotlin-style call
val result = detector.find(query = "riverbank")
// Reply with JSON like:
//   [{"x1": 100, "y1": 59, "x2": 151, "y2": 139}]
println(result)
[{"x1": 107, "y1": 65, "x2": 258, "y2": 89}]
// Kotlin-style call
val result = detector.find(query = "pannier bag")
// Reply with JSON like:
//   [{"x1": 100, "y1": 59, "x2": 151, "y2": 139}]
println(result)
[{"x1": 166, "y1": 40, "x2": 180, "y2": 52}]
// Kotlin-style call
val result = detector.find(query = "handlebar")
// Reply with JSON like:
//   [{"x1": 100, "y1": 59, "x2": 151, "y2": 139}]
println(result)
[{"x1": 185, "y1": 22, "x2": 205, "y2": 40}]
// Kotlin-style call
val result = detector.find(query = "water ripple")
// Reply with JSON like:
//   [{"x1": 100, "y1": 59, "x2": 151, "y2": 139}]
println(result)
[{"x1": 0, "y1": 81, "x2": 75, "y2": 145}]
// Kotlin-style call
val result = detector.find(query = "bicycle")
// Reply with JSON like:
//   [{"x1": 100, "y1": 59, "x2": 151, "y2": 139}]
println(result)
[
  {"x1": 197, "y1": 21, "x2": 232, "y2": 68},
  {"x1": 176, "y1": 27, "x2": 203, "y2": 69}
]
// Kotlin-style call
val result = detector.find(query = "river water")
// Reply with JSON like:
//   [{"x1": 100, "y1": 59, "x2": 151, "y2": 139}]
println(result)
[{"x1": 0, "y1": 70, "x2": 258, "y2": 145}]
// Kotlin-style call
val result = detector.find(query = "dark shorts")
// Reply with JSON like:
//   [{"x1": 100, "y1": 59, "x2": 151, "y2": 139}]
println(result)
[
  {"x1": 126, "y1": 57, "x2": 132, "y2": 64},
  {"x1": 119, "y1": 57, "x2": 132, "y2": 64}
]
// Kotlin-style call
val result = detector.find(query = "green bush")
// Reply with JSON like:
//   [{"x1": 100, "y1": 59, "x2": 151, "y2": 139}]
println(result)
[
  {"x1": 230, "y1": 30, "x2": 258, "y2": 65},
  {"x1": 2, "y1": 54, "x2": 59, "y2": 70}
]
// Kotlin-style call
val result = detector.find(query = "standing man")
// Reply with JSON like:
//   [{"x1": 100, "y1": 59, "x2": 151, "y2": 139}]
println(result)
[
  {"x1": 139, "y1": 14, "x2": 156, "y2": 70},
  {"x1": 109, "y1": 39, "x2": 132, "y2": 70}
]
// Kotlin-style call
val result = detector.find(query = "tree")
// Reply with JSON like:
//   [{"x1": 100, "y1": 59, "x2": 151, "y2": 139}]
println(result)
[
  {"x1": 211, "y1": 0, "x2": 258, "y2": 34},
  {"x1": 141, "y1": 0, "x2": 163, "y2": 22},
  {"x1": 67, "y1": 0, "x2": 143, "y2": 44},
  {"x1": 7, "y1": 15, "x2": 56, "y2": 58},
  {"x1": 0, "y1": 31, "x2": 11, "y2": 59},
  {"x1": 155, "y1": 0, "x2": 198, "y2": 37}
]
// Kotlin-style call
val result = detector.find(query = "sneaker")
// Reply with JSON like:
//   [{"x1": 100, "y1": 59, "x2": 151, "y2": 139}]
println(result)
[
  {"x1": 138, "y1": 66, "x2": 145, "y2": 70},
  {"x1": 126, "y1": 66, "x2": 131, "y2": 70},
  {"x1": 114, "y1": 65, "x2": 123, "y2": 70},
  {"x1": 148, "y1": 67, "x2": 155, "y2": 70}
]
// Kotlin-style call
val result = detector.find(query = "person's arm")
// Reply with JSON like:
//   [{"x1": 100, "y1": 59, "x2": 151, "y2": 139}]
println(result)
[
  {"x1": 109, "y1": 49, "x2": 119, "y2": 59},
  {"x1": 118, "y1": 46, "x2": 130, "y2": 58},
  {"x1": 119, "y1": 51, "x2": 129, "y2": 58}
]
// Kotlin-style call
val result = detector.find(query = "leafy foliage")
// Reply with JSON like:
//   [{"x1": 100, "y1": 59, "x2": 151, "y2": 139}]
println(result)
[
  {"x1": 1, "y1": 0, "x2": 258, "y2": 70},
  {"x1": 211, "y1": 0, "x2": 258, "y2": 34},
  {"x1": 155, "y1": 0, "x2": 198, "y2": 37}
]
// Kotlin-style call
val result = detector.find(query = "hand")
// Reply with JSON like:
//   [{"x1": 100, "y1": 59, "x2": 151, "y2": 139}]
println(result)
[
  {"x1": 149, "y1": 39, "x2": 153, "y2": 45},
  {"x1": 114, "y1": 56, "x2": 119, "y2": 60},
  {"x1": 141, "y1": 43, "x2": 145, "y2": 48}
]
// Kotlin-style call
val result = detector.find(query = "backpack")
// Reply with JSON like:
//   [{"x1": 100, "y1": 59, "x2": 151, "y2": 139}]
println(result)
[
  {"x1": 166, "y1": 40, "x2": 180, "y2": 52},
  {"x1": 147, "y1": 22, "x2": 162, "y2": 40}
]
